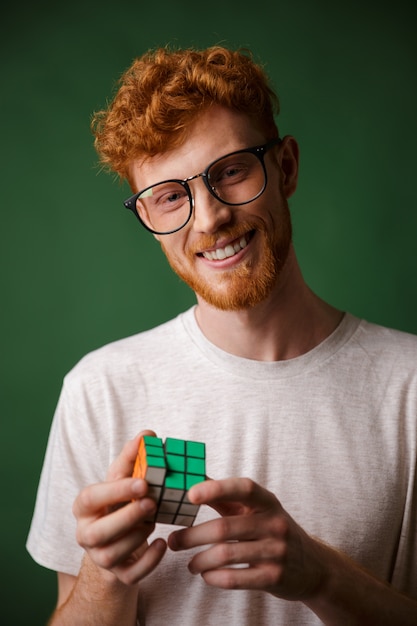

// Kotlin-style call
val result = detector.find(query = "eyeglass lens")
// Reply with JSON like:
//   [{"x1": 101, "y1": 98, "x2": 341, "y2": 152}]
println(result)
[{"x1": 135, "y1": 150, "x2": 266, "y2": 234}]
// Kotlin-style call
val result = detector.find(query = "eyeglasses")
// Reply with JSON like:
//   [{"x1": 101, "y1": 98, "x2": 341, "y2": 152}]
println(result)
[{"x1": 123, "y1": 138, "x2": 281, "y2": 235}]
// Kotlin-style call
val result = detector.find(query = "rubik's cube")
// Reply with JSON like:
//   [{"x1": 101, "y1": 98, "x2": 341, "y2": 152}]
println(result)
[{"x1": 133, "y1": 435, "x2": 206, "y2": 527}]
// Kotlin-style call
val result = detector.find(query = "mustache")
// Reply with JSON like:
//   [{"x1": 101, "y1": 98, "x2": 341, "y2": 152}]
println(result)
[{"x1": 188, "y1": 218, "x2": 267, "y2": 255}]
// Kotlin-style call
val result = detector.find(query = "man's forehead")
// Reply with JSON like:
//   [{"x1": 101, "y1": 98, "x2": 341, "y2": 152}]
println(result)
[{"x1": 129, "y1": 108, "x2": 265, "y2": 189}]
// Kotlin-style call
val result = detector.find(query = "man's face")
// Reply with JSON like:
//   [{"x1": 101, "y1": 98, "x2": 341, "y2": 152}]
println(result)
[{"x1": 129, "y1": 106, "x2": 298, "y2": 311}]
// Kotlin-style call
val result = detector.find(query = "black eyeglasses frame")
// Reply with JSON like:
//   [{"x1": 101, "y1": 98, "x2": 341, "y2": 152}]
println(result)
[{"x1": 123, "y1": 137, "x2": 281, "y2": 235}]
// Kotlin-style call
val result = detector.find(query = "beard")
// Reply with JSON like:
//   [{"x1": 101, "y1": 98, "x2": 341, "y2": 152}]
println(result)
[{"x1": 160, "y1": 205, "x2": 293, "y2": 312}]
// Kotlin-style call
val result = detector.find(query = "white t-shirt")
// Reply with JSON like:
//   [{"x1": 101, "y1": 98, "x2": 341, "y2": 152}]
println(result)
[{"x1": 27, "y1": 308, "x2": 417, "y2": 625}]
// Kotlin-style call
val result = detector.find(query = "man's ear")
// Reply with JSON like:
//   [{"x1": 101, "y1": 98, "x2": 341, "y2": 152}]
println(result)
[{"x1": 277, "y1": 135, "x2": 299, "y2": 199}]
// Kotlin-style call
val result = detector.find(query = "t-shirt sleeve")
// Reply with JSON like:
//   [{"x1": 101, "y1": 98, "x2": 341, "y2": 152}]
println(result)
[{"x1": 26, "y1": 373, "x2": 112, "y2": 575}]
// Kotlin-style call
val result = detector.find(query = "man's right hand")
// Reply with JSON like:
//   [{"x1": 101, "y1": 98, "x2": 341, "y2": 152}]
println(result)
[{"x1": 72, "y1": 431, "x2": 167, "y2": 586}]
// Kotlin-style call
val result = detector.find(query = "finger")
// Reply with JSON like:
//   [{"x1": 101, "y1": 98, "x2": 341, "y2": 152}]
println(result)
[
  {"x1": 169, "y1": 515, "x2": 251, "y2": 552},
  {"x1": 76, "y1": 498, "x2": 156, "y2": 549},
  {"x1": 201, "y1": 561, "x2": 283, "y2": 592},
  {"x1": 85, "y1": 516, "x2": 154, "y2": 569},
  {"x1": 188, "y1": 477, "x2": 278, "y2": 512},
  {"x1": 187, "y1": 536, "x2": 287, "y2": 575},
  {"x1": 113, "y1": 538, "x2": 168, "y2": 586},
  {"x1": 73, "y1": 477, "x2": 151, "y2": 518},
  {"x1": 169, "y1": 508, "x2": 288, "y2": 552},
  {"x1": 107, "y1": 430, "x2": 157, "y2": 481},
  {"x1": 85, "y1": 515, "x2": 159, "y2": 570}
]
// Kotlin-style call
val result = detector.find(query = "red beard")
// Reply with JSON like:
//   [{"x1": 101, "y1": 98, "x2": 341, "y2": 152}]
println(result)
[{"x1": 160, "y1": 210, "x2": 292, "y2": 311}]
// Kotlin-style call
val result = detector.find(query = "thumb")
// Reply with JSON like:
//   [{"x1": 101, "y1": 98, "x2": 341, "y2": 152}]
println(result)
[{"x1": 107, "y1": 430, "x2": 157, "y2": 481}]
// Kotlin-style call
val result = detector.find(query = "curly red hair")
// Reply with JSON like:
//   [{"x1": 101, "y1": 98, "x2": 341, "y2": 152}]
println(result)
[{"x1": 92, "y1": 46, "x2": 280, "y2": 183}]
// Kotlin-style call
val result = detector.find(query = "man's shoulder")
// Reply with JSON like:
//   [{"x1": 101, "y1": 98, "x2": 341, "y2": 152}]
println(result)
[
  {"x1": 353, "y1": 316, "x2": 417, "y2": 367},
  {"x1": 358, "y1": 317, "x2": 417, "y2": 345}
]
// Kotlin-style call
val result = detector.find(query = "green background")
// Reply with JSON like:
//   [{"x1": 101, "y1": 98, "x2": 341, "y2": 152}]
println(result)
[{"x1": 1, "y1": 1, "x2": 416, "y2": 623}]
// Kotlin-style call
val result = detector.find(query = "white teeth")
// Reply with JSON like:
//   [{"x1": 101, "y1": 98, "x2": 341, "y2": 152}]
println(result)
[{"x1": 202, "y1": 235, "x2": 248, "y2": 261}]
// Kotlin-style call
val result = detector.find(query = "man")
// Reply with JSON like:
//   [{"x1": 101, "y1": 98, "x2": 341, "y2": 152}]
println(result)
[{"x1": 27, "y1": 46, "x2": 417, "y2": 625}]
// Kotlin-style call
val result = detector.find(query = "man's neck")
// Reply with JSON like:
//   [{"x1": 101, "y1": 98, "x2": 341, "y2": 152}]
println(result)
[{"x1": 194, "y1": 250, "x2": 343, "y2": 362}]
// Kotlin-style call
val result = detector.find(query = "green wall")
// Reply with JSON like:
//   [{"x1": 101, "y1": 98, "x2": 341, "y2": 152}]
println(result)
[{"x1": 1, "y1": 1, "x2": 416, "y2": 623}]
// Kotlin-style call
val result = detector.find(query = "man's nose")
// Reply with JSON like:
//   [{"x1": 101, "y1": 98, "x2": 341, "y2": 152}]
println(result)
[{"x1": 190, "y1": 181, "x2": 233, "y2": 233}]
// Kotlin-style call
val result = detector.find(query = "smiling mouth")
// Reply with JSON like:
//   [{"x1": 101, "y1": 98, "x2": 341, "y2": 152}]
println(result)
[{"x1": 198, "y1": 231, "x2": 253, "y2": 261}]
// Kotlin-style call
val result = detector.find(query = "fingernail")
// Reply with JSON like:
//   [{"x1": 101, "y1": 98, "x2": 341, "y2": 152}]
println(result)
[
  {"x1": 132, "y1": 479, "x2": 146, "y2": 495},
  {"x1": 168, "y1": 533, "x2": 178, "y2": 550},
  {"x1": 140, "y1": 498, "x2": 156, "y2": 513},
  {"x1": 187, "y1": 485, "x2": 201, "y2": 503}
]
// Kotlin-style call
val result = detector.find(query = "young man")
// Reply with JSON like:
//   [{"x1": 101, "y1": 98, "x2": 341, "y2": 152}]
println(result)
[{"x1": 27, "y1": 46, "x2": 417, "y2": 625}]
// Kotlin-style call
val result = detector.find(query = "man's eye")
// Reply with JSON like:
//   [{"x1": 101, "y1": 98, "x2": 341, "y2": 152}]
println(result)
[
  {"x1": 154, "y1": 189, "x2": 188, "y2": 211},
  {"x1": 212, "y1": 163, "x2": 248, "y2": 185},
  {"x1": 224, "y1": 166, "x2": 244, "y2": 178},
  {"x1": 166, "y1": 192, "x2": 183, "y2": 202}
]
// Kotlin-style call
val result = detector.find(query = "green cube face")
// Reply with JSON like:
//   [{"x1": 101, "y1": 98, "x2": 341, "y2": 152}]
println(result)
[
  {"x1": 165, "y1": 437, "x2": 186, "y2": 455},
  {"x1": 143, "y1": 435, "x2": 163, "y2": 446},
  {"x1": 186, "y1": 473, "x2": 205, "y2": 490},
  {"x1": 165, "y1": 472, "x2": 185, "y2": 490},
  {"x1": 166, "y1": 453, "x2": 186, "y2": 472},
  {"x1": 186, "y1": 457, "x2": 205, "y2": 475},
  {"x1": 186, "y1": 441, "x2": 206, "y2": 458},
  {"x1": 147, "y1": 454, "x2": 166, "y2": 469}
]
